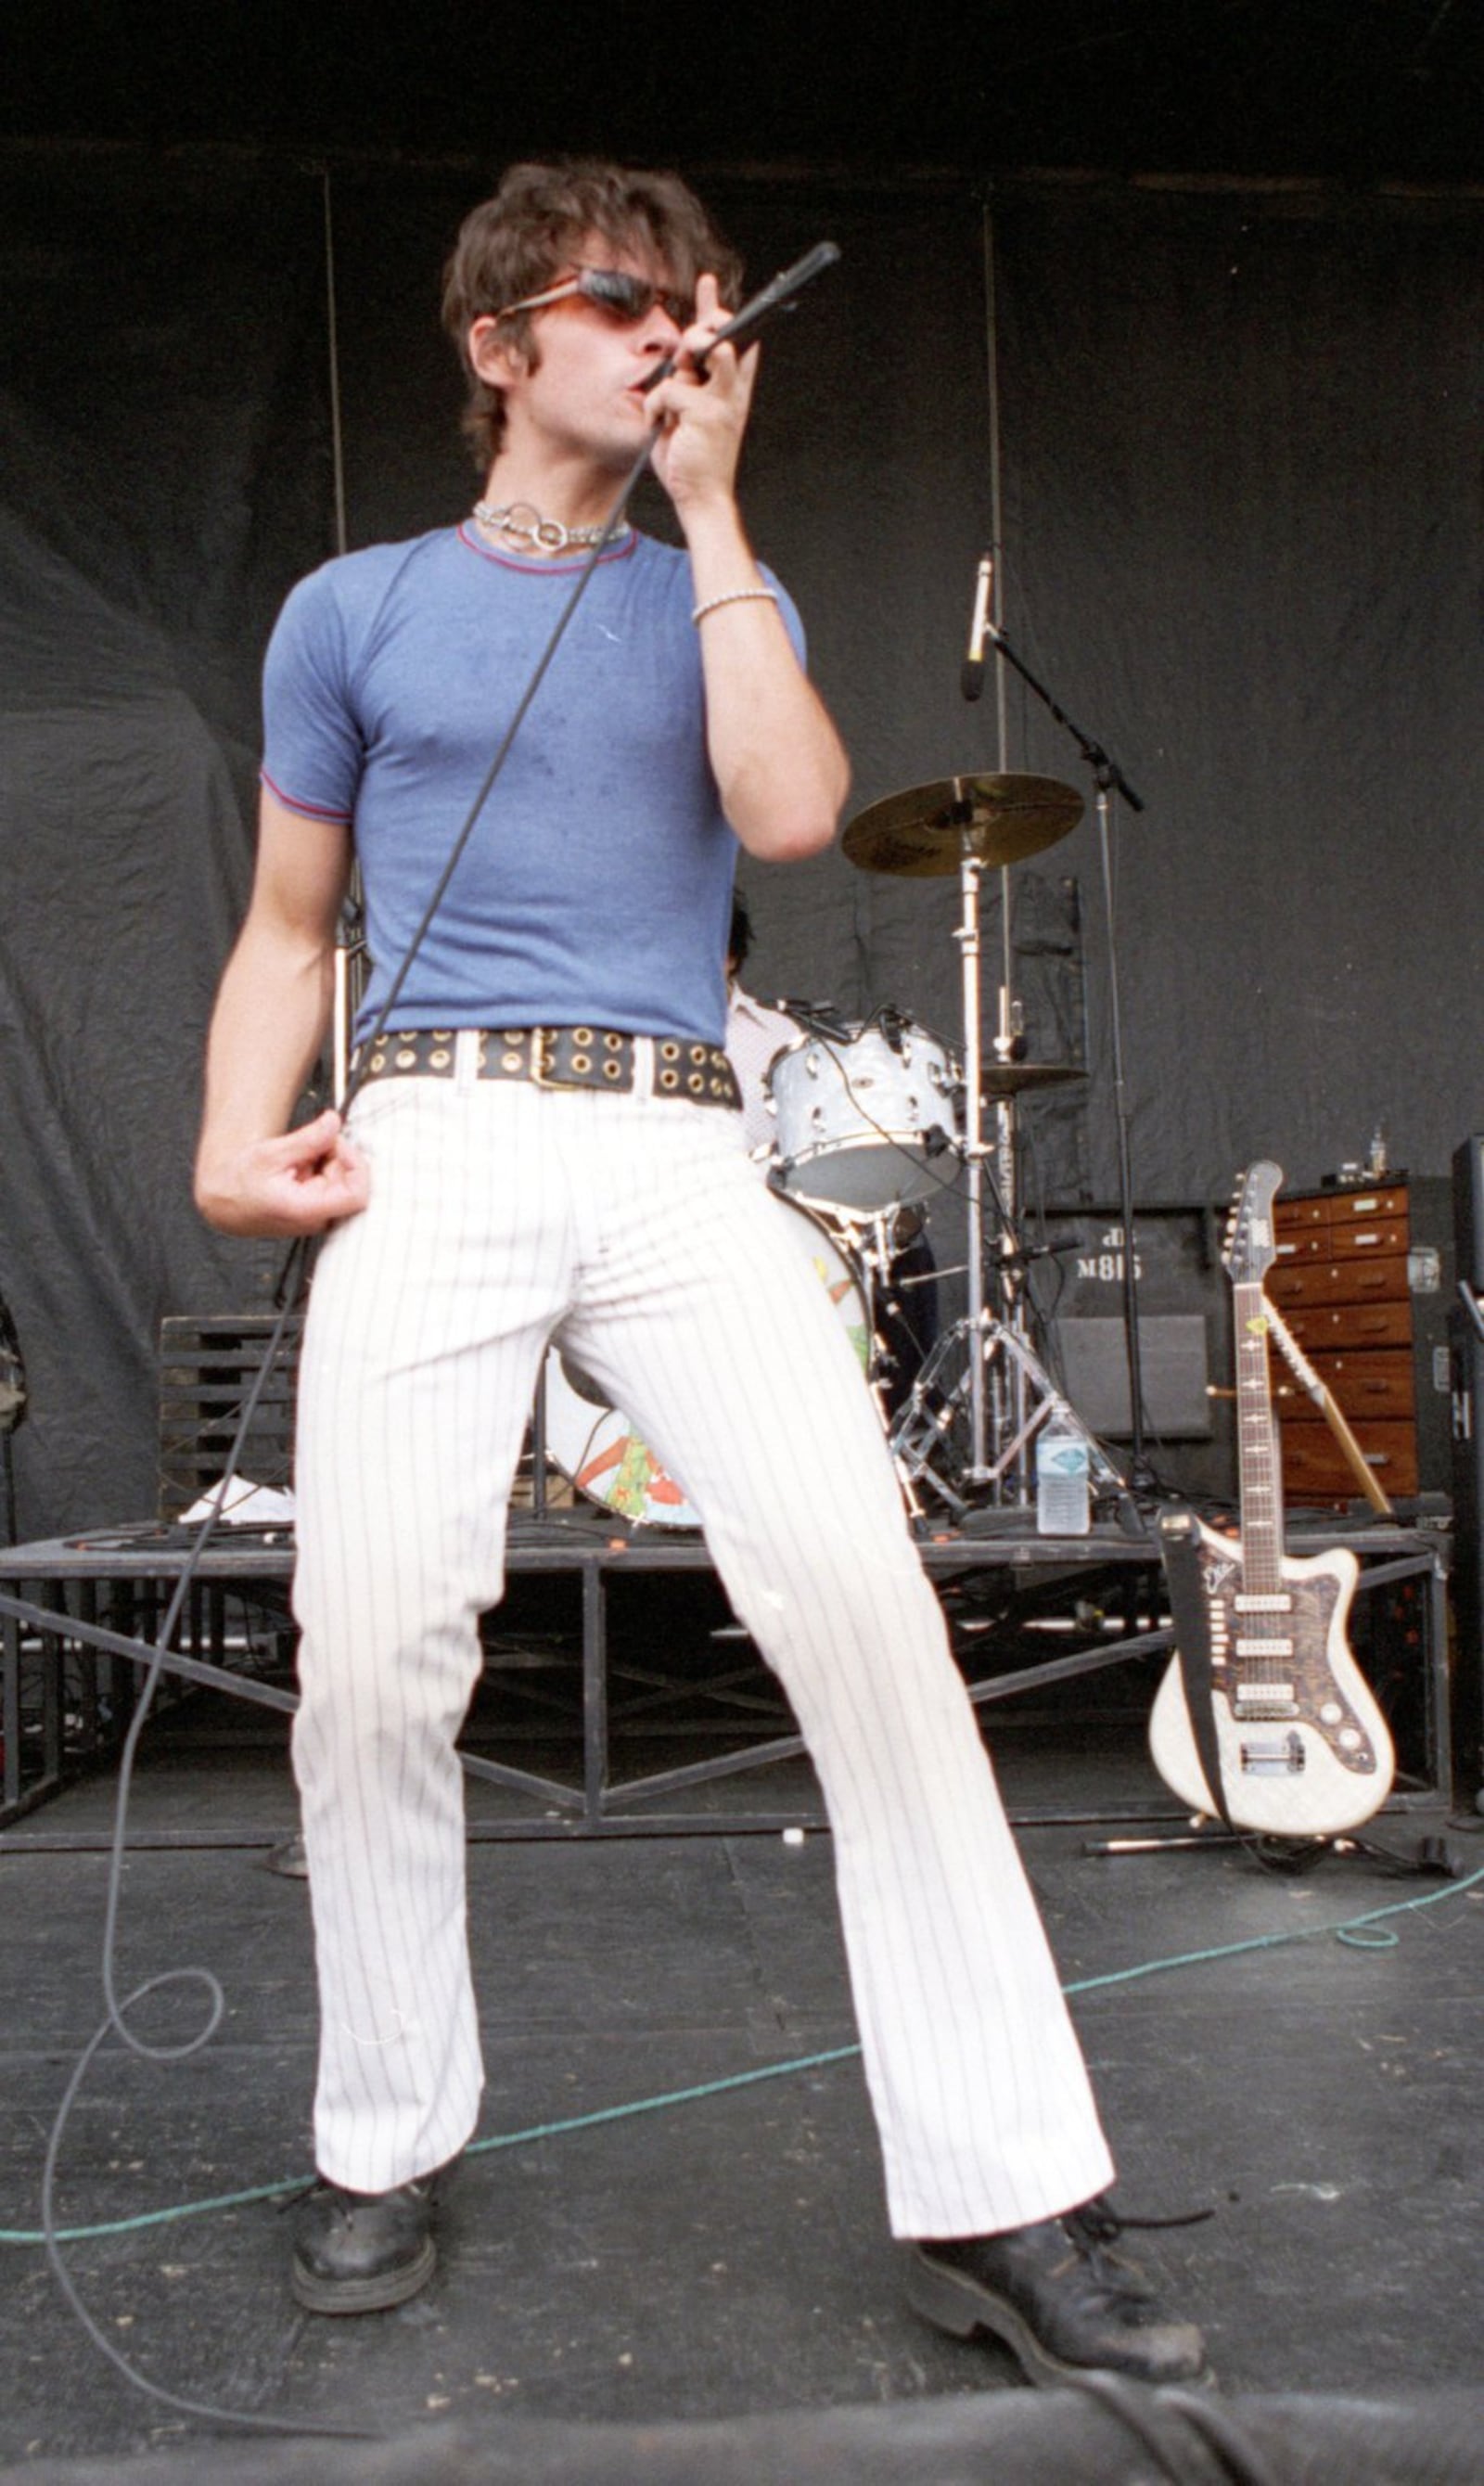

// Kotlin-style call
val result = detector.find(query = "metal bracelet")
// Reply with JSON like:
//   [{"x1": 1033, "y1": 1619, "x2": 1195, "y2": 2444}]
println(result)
[{"x1": 691, "y1": 587, "x2": 781, "y2": 625}]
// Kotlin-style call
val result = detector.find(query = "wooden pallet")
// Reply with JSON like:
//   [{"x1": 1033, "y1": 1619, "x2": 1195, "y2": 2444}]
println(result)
[{"x1": 157, "y1": 1313, "x2": 302, "y2": 1521}]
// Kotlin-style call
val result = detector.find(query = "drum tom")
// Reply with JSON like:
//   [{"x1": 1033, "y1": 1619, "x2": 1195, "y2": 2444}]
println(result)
[
  {"x1": 767, "y1": 1019, "x2": 957, "y2": 1214},
  {"x1": 542, "y1": 1196, "x2": 872, "y2": 1530}
]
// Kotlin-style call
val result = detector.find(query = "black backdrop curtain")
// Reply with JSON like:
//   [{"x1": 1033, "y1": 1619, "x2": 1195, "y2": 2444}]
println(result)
[
  {"x1": 2, "y1": 149, "x2": 1481, "y2": 1538},
  {"x1": 989, "y1": 179, "x2": 1484, "y2": 1203},
  {"x1": 0, "y1": 153, "x2": 328, "y2": 1541}
]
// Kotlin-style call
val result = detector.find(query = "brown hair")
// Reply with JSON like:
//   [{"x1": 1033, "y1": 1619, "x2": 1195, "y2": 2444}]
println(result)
[{"x1": 441, "y1": 159, "x2": 745, "y2": 471}]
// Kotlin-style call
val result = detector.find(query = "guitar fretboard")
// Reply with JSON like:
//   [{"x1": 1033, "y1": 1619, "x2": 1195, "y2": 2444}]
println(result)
[{"x1": 1233, "y1": 1276, "x2": 1284, "y2": 1600}]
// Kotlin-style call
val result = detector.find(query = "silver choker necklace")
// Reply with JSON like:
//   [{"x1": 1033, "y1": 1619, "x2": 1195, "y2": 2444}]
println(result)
[{"x1": 473, "y1": 498, "x2": 616, "y2": 555}]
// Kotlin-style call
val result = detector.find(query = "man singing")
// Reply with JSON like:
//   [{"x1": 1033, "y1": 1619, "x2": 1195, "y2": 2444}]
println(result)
[{"x1": 194, "y1": 157, "x2": 1207, "y2": 2387}]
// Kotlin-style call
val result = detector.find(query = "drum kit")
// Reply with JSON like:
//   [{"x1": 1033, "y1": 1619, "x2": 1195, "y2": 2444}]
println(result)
[{"x1": 544, "y1": 770, "x2": 1126, "y2": 1530}]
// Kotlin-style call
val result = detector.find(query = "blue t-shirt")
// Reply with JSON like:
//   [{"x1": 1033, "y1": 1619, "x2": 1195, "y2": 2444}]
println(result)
[{"x1": 261, "y1": 522, "x2": 803, "y2": 1046}]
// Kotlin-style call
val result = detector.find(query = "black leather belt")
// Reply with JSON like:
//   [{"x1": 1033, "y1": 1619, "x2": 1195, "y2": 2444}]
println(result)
[{"x1": 356, "y1": 1025, "x2": 741, "y2": 1109}]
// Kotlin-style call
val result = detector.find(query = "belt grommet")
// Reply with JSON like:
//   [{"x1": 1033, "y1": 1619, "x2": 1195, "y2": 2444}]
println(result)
[
  {"x1": 572, "y1": 1054, "x2": 591, "y2": 1074},
  {"x1": 502, "y1": 1052, "x2": 522, "y2": 1072},
  {"x1": 660, "y1": 1041, "x2": 680, "y2": 1061}
]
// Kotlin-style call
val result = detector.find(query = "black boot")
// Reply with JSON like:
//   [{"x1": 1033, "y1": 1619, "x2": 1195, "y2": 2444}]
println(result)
[
  {"x1": 291, "y1": 2169, "x2": 445, "y2": 2314},
  {"x1": 906, "y1": 2198, "x2": 1211, "y2": 2388}
]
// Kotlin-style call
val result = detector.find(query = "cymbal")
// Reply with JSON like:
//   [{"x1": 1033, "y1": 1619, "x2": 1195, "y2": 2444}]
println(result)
[
  {"x1": 980, "y1": 1060, "x2": 1086, "y2": 1096},
  {"x1": 842, "y1": 773, "x2": 1083, "y2": 878}
]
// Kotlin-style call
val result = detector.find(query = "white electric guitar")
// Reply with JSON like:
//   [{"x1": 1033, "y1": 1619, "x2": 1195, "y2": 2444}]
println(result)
[{"x1": 1147, "y1": 1161, "x2": 1394, "y2": 1835}]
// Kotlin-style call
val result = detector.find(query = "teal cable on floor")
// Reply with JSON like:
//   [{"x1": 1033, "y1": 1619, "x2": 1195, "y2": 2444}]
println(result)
[{"x1": 6, "y1": 1857, "x2": 1481, "y2": 2251}]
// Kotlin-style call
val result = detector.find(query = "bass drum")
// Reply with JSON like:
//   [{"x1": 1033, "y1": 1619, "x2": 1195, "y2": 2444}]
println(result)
[{"x1": 542, "y1": 1196, "x2": 871, "y2": 1530}]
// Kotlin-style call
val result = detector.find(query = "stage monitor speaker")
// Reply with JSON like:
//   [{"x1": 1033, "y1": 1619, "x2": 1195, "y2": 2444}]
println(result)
[{"x1": 1031, "y1": 1203, "x2": 1234, "y2": 1502}]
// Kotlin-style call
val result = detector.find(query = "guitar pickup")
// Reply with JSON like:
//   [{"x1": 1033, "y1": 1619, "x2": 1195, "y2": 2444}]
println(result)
[
  {"x1": 1234, "y1": 1594, "x2": 1292, "y2": 1614},
  {"x1": 1234, "y1": 1681, "x2": 1295, "y2": 1706},
  {"x1": 1235, "y1": 1638, "x2": 1293, "y2": 1659}
]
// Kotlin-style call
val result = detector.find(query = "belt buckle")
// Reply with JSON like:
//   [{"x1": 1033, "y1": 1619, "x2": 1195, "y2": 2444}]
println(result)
[{"x1": 531, "y1": 1027, "x2": 582, "y2": 1092}]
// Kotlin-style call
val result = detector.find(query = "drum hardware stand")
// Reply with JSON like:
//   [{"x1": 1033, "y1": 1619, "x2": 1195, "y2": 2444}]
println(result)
[
  {"x1": 840, "y1": 771, "x2": 1124, "y2": 1517},
  {"x1": 888, "y1": 822, "x2": 1120, "y2": 1515},
  {"x1": 979, "y1": 621, "x2": 1160, "y2": 1495},
  {"x1": 889, "y1": 1306, "x2": 1124, "y2": 1519},
  {"x1": 982, "y1": 873, "x2": 1055, "y2": 1499},
  {"x1": 800, "y1": 1203, "x2": 923, "y2": 1516}
]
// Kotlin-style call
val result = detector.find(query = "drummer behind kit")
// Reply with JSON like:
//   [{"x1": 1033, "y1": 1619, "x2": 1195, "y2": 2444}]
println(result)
[{"x1": 544, "y1": 771, "x2": 1129, "y2": 1529}]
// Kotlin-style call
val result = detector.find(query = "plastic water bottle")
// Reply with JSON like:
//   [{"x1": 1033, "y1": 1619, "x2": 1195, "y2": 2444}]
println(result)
[{"x1": 1036, "y1": 1412, "x2": 1091, "y2": 1535}]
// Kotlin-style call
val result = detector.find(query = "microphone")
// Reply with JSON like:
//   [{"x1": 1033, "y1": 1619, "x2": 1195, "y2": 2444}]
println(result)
[
  {"x1": 640, "y1": 241, "x2": 841, "y2": 393},
  {"x1": 960, "y1": 553, "x2": 993, "y2": 701}
]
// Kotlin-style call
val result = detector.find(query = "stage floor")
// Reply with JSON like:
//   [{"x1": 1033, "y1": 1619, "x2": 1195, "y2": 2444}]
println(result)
[{"x1": 4, "y1": 1687, "x2": 1484, "y2": 2467}]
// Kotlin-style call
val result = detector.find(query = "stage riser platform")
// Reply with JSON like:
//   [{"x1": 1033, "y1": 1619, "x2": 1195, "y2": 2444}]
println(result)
[{"x1": 1, "y1": 1515, "x2": 1452, "y2": 1834}]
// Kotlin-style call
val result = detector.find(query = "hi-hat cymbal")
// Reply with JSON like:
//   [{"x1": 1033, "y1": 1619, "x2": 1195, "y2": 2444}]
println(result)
[
  {"x1": 981, "y1": 1060, "x2": 1086, "y2": 1096},
  {"x1": 842, "y1": 773, "x2": 1083, "y2": 877}
]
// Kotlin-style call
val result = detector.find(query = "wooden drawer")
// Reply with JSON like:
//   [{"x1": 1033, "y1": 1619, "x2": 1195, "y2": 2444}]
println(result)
[
  {"x1": 1272, "y1": 1186, "x2": 1406, "y2": 1240},
  {"x1": 1273, "y1": 1222, "x2": 1407, "y2": 1263},
  {"x1": 1280, "y1": 1419, "x2": 1418, "y2": 1500},
  {"x1": 1273, "y1": 1196, "x2": 1330, "y2": 1234},
  {"x1": 1281, "y1": 1300, "x2": 1412, "y2": 1350},
  {"x1": 1276, "y1": 1349, "x2": 1416, "y2": 1424},
  {"x1": 1267, "y1": 1254, "x2": 1410, "y2": 1310},
  {"x1": 1327, "y1": 1216, "x2": 1408, "y2": 1260},
  {"x1": 1273, "y1": 1230, "x2": 1329, "y2": 1264},
  {"x1": 1324, "y1": 1186, "x2": 1408, "y2": 1228}
]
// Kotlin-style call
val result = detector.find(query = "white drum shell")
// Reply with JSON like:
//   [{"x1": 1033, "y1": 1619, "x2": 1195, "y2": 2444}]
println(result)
[{"x1": 768, "y1": 1024, "x2": 957, "y2": 1213}]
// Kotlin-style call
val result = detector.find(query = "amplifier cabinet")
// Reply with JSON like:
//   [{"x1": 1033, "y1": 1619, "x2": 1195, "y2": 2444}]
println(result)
[
  {"x1": 1033, "y1": 1203, "x2": 1235, "y2": 1501},
  {"x1": 1267, "y1": 1178, "x2": 1452, "y2": 1505}
]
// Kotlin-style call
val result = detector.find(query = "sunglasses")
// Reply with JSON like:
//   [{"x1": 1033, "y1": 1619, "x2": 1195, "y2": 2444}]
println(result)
[{"x1": 496, "y1": 265, "x2": 695, "y2": 328}]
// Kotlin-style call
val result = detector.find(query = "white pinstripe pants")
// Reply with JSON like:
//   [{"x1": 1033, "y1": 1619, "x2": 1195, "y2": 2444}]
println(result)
[{"x1": 291, "y1": 1046, "x2": 1115, "y2": 2236}]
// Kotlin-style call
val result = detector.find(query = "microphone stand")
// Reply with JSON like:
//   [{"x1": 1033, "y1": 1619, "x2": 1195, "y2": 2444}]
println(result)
[{"x1": 982, "y1": 621, "x2": 1158, "y2": 1494}]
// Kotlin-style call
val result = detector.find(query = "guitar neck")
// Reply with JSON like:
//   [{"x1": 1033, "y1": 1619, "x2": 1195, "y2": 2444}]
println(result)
[{"x1": 1233, "y1": 1277, "x2": 1285, "y2": 1586}]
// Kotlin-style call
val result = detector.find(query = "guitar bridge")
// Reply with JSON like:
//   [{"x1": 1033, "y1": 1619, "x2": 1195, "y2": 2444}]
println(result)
[{"x1": 1240, "y1": 1732, "x2": 1306, "y2": 1777}]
